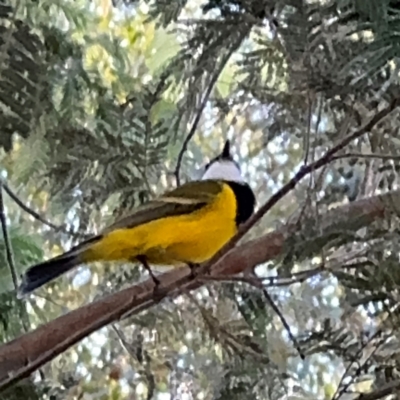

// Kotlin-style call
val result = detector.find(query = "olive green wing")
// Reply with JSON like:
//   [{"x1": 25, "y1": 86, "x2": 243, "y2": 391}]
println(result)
[{"x1": 102, "y1": 180, "x2": 223, "y2": 233}]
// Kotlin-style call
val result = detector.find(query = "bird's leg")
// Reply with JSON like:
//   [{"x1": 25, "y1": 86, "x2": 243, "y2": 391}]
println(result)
[
  {"x1": 137, "y1": 255, "x2": 160, "y2": 287},
  {"x1": 134, "y1": 255, "x2": 167, "y2": 305},
  {"x1": 187, "y1": 262, "x2": 200, "y2": 279}
]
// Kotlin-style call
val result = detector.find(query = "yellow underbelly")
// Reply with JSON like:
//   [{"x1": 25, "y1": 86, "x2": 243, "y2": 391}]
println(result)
[{"x1": 84, "y1": 184, "x2": 237, "y2": 265}]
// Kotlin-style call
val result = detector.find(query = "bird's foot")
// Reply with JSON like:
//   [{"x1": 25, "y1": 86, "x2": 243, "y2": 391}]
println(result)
[
  {"x1": 187, "y1": 262, "x2": 200, "y2": 279},
  {"x1": 136, "y1": 255, "x2": 166, "y2": 302}
]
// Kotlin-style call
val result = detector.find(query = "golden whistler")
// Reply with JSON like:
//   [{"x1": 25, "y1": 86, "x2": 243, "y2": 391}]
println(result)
[{"x1": 18, "y1": 140, "x2": 256, "y2": 296}]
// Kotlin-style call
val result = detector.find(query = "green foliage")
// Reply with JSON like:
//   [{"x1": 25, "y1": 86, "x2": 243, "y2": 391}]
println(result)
[
  {"x1": 0, "y1": 227, "x2": 43, "y2": 294},
  {"x1": 0, "y1": 379, "x2": 40, "y2": 400},
  {"x1": 1, "y1": 0, "x2": 179, "y2": 232},
  {"x1": 0, "y1": 3, "x2": 48, "y2": 152}
]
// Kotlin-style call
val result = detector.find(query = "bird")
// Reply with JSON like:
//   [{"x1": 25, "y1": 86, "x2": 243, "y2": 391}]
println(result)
[{"x1": 18, "y1": 140, "x2": 256, "y2": 296}]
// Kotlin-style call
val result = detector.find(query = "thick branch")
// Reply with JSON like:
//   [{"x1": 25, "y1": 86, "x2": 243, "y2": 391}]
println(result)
[{"x1": 0, "y1": 189, "x2": 396, "y2": 390}]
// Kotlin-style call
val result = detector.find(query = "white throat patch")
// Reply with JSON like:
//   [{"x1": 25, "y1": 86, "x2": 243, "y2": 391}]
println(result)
[{"x1": 202, "y1": 160, "x2": 243, "y2": 182}]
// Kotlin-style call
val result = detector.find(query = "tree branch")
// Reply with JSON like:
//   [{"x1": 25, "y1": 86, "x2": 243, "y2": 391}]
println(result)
[{"x1": 0, "y1": 188, "x2": 395, "y2": 390}]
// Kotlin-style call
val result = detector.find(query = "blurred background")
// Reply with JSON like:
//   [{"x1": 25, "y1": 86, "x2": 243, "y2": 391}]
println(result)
[{"x1": 2, "y1": 0, "x2": 400, "y2": 398}]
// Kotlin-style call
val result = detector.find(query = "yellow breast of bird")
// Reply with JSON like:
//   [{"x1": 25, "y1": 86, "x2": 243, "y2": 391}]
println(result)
[{"x1": 88, "y1": 183, "x2": 237, "y2": 265}]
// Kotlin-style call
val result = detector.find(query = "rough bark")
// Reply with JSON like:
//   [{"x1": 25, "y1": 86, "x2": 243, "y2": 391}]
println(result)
[{"x1": 0, "y1": 190, "x2": 398, "y2": 390}]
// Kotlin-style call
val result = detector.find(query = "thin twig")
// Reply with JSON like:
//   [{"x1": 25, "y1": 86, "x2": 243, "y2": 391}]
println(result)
[
  {"x1": 249, "y1": 277, "x2": 305, "y2": 359},
  {"x1": 199, "y1": 266, "x2": 325, "y2": 287},
  {"x1": 0, "y1": 182, "x2": 18, "y2": 290},
  {"x1": 112, "y1": 324, "x2": 155, "y2": 400},
  {"x1": 332, "y1": 152, "x2": 400, "y2": 162},
  {"x1": 0, "y1": 183, "x2": 30, "y2": 334},
  {"x1": 201, "y1": 249, "x2": 369, "y2": 288},
  {"x1": 262, "y1": 287, "x2": 305, "y2": 358},
  {"x1": 333, "y1": 329, "x2": 383, "y2": 400},
  {"x1": 199, "y1": 273, "x2": 304, "y2": 358},
  {"x1": 2, "y1": 181, "x2": 86, "y2": 238},
  {"x1": 174, "y1": 31, "x2": 248, "y2": 185},
  {"x1": 187, "y1": 292, "x2": 268, "y2": 361},
  {"x1": 111, "y1": 324, "x2": 137, "y2": 359},
  {"x1": 303, "y1": 91, "x2": 313, "y2": 165}
]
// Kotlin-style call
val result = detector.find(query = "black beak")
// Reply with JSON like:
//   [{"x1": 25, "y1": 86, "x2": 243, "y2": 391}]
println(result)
[{"x1": 221, "y1": 140, "x2": 231, "y2": 159}]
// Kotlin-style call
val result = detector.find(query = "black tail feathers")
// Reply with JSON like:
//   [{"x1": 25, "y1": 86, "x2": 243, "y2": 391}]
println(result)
[
  {"x1": 18, "y1": 234, "x2": 102, "y2": 297},
  {"x1": 18, "y1": 252, "x2": 80, "y2": 297}
]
